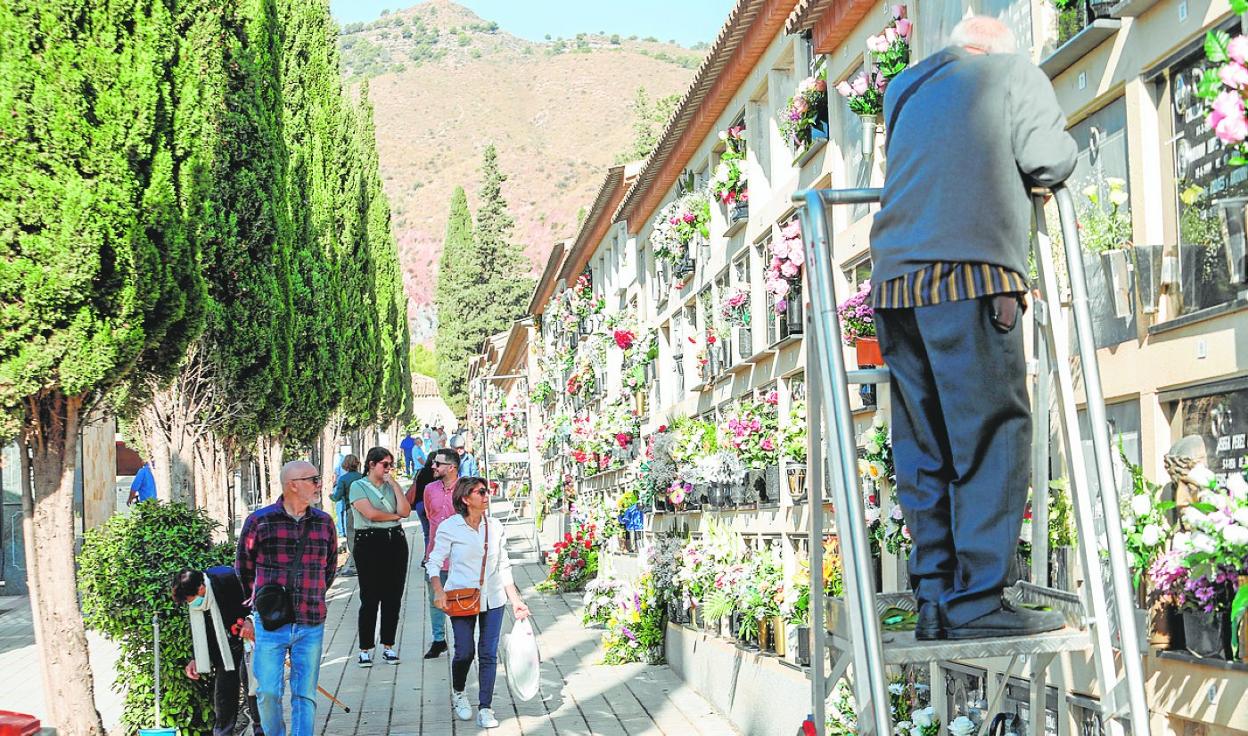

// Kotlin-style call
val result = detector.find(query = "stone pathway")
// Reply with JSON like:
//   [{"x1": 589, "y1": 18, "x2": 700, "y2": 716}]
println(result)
[
  {"x1": 0, "y1": 595, "x2": 123, "y2": 729},
  {"x1": 316, "y1": 523, "x2": 737, "y2": 736}
]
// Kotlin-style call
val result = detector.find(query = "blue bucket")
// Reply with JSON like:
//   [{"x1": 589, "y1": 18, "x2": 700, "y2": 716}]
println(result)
[{"x1": 138, "y1": 729, "x2": 177, "y2": 735}]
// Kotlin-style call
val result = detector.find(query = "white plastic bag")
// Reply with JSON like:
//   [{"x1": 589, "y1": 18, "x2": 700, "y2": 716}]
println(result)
[{"x1": 504, "y1": 616, "x2": 541, "y2": 702}]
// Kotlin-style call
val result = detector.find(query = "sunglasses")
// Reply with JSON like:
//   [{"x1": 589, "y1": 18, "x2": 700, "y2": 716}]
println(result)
[
  {"x1": 378, "y1": 461, "x2": 393, "y2": 469},
  {"x1": 433, "y1": 460, "x2": 456, "y2": 468},
  {"x1": 293, "y1": 474, "x2": 322, "y2": 485},
  {"x1": 472, "y1": 487, "x2": 489, "y2": 497}
]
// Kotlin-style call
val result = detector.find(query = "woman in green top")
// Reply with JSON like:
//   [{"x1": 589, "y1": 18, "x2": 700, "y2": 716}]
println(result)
[{"x1": 349, "y1": 447, "x2": 412, "y2": 667}]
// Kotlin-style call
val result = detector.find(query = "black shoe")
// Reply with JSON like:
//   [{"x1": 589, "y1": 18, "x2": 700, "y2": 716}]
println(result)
[
  {"x1": 946, "y1": 601, "x2": 1066, "y2": 640},
  {"x1": 914, "y1": 602, "x2": 945, "y2": 640},
  {"x1": 424, "y1": 640, "x2": 448, "y2": 659}
]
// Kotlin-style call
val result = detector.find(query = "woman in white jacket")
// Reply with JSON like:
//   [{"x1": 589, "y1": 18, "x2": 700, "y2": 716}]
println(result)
[{"x1": 427, "y1": 476, "x2": 531, "y2": 729}]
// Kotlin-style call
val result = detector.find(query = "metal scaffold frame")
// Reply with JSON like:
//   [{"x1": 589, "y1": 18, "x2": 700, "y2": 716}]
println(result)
[{"x1": 793, "y1": 184, "x2": 1151, "y2": 736}]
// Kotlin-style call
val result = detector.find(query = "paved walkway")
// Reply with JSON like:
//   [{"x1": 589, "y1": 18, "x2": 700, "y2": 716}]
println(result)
[
  {"x1": 317, "y1": 523, "x2": 737, "y2": 735},
  {"x1": 0, "y1": 595, "x2": 124, "y2": 729}
]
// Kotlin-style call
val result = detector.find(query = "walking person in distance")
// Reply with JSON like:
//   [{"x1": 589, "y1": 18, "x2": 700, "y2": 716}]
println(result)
[
  {"x1": 421, "y1": 447, "x2": 460, "y2": 659},
  {"x1": 427, "y1": 476, "x2": 531, "y2": 728},
  {"x1": 350, "y1": 447, "x2": 412, "y2": 667}
]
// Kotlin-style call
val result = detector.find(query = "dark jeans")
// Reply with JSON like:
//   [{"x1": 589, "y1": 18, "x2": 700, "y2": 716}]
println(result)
[
  {"x1": 451, "y1": 605, "x2": 505, "y2": 708},
  {"x1": 214, "y1": 640, "x2": 263, "y2": 736},
  {"x1": 354, "y1": 527, "x2": 408, "y2": 649},
  {"x1": 874, "y1": 296, "x2": 1031, "y2": 628}
]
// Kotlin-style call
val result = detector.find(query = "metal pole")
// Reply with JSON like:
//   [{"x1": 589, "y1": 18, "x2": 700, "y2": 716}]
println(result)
[
  {"x1": 1031, "y1": 305, "x2": 1051, "y2": 588},
  {"x1": 796, "y1": 187, "x2": 892, "y2": 735},
  {"x1": 806, "y1": 319, "x2": 826, "y2": 734},
  {"x1": 153, "y1": 613, "x2": 161, "y2": 728},
  {"x1": 1053, "y1": 186, "x2": 1151, "y2": 733}
]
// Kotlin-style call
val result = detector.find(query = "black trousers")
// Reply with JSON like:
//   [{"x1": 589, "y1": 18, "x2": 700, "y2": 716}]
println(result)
[
  {"x1": 354, "y1": 526, "x2": 408, "y2": 649},
  {"x1": 213, "y1": 640, "x2": 263, "y2": 736},
  {"x1": 874, "y1": 296, "x2": 1031, "y2": 628}
]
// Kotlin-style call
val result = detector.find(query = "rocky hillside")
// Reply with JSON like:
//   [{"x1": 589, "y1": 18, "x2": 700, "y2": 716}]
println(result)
[{"x1": 339, "y1": 0, "x2": 702, "y2": 339}]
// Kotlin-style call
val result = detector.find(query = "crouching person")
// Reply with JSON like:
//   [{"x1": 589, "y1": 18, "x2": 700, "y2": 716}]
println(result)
[{"x1": 172, "y1": 566, "x2": 264, "y2": 736}]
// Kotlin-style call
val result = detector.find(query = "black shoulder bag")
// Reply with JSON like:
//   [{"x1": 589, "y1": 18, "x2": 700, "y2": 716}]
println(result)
[{"x1": 254, "y1": 526, "x2": 309, "y2": 631}]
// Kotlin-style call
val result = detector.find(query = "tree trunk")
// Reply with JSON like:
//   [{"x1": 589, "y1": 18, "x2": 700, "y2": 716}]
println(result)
[
  {"x1": 20, "y1": 391, "x2": 105, "y2": 736},
  {"x1": 267, "y1": 436, "x2": 283, "y2": 496},
  {"x1": 196, "y1": 434, "x2": 232, "y2": 541},
  {"x1": 141, "y1": 406, "x2": 173, "y2": 502},
  {"x1": 319, "y1": 422, "x2": 337, "y2": 493},
  {"x1": 169, "y1": 423, "x2": 196, "y2": 506}
]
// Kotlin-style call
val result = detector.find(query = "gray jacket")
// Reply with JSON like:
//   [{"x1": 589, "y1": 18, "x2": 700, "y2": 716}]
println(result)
[{"x1": 868, "y1": 46, "x2": 1078, "y2": 285}]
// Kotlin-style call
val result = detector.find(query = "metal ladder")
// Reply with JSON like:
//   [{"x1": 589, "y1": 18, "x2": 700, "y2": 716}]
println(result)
[{"x1": 792, "y1": 184, "x2": 1151, "y2": 736}]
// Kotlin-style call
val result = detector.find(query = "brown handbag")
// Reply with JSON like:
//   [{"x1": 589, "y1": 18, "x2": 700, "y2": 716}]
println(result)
[{"x1": 444, "y1": 518, "x2": 488, "y2": 617}]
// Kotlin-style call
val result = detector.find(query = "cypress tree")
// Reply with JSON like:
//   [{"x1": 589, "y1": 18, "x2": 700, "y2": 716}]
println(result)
[
  {"x1": 0, "y1": 1, "x2": 203, "y2": 732},
  {"x1": 435, "y1": 186, "x2": 478, "y2": 415},
  {"x1": 471, "y1": 145, "x2": 535, "y2": 342}
]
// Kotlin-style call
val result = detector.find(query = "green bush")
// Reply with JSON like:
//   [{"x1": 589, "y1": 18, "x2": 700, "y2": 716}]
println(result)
[{"x1": 78, "y1": 502, "x2": 233, "y2": 733}]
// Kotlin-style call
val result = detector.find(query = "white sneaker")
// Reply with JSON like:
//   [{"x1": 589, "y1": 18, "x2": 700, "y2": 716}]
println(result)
[
  {"x1": 451, "y1": 690, "x2": 472, "y2": 721},
  {"x1": 357, "y1": 650, "x2": 372, "y2": 668},
  {"x1": 476, "y1": 707, "x2": 499, "y2": 728},
  {"x1": 382, "y1": 647, "x2": 399, "y2": 664}
]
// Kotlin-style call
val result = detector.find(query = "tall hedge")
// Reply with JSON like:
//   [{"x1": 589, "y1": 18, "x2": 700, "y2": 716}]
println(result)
[{"x1": 78, "y1": 503, "x2": 233, "y2": 733}]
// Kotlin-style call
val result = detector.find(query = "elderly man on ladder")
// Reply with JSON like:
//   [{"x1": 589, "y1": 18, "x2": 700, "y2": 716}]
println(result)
[{"x1": 867, "y1": 16, "x2": 1077, "y2": 640}]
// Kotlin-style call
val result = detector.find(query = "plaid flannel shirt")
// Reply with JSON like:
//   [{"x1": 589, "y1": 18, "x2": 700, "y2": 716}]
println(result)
[{"x1": 236, "y1": 500, "x2": 338, "y2": 626}]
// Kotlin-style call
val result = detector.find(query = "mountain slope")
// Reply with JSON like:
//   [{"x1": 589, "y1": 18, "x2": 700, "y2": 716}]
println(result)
[{"x1": 340, "y1": 1, "x2": 701, "y2": 339}]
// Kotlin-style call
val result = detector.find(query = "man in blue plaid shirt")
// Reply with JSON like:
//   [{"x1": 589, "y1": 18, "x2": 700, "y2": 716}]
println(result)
[{"x1": 237, "y1": 460, "x2": 337, "y2": 736}]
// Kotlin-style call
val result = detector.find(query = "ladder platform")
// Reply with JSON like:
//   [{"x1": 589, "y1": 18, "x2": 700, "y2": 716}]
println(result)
[{"x1": 825, "y1": 584, "x2": 1092, "y2": 664}]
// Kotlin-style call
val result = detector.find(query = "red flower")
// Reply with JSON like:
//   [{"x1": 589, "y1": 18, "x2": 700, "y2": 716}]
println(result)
[
  {"x1": 615, "y1": 432, "x2": 632, "y2": 448},
  {"x1": 613, "y1": 329, "x2": 636, "y2": 351},
  {"x1": 707, "y1": 334, "x2": 717, "y2": 344},
  {"x1": 569, "y1": 547, "x2": 579, "y2": 559},
  {"x1": 572, "y1": 449, "x2": 588, "y2": 463},
  {"x1": 565, "y1": 532, "x2": 573, "y2": 543}
]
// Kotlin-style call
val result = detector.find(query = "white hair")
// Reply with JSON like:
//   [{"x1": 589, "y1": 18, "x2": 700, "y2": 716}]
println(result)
[{"x1": 950, "y1": 15, "x2": 1017, "y2": 54}]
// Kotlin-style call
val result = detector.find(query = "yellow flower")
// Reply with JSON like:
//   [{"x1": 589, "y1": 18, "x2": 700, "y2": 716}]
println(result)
[
  {"x1": 867, "y1": 462, "x2": 883, "y2": 481},
  {"x1": 1180, "y1": 185, "x2": 1204, "y2": 206}
]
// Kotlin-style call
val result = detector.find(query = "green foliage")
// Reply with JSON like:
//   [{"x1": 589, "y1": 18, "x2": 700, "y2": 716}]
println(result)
[
  {"x1": 78, "y1": 502, "x2": 232, "y2": 733},
  {"x1": 614, "y1": 87, "x2": 681, "y2": 164},
  {"x1": 434, "y1": 149, "x2": 534, "y2": 415},
  {"x1": 410, "y1": 343, "x2": 438, "y2": 377},
  {"x1": 0, "y1": 0, "x2": 205, "y2": 441}
]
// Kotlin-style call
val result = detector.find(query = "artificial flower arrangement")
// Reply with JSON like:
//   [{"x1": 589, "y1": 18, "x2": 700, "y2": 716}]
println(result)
[
  {"x1": 529, "y1": 380, "x2": 554, "y2": 405},
  {"x1": 601, "y1": 573, "x2": 666, "y2": 664},
  {"x1": 734, "y1": 547, "x2": 785, "y2": 642},
  {"x1": 835, "y1": 5, "x2": 911, "y2": 118},
  {"x1": 537, "y1": 521, "x2": 600, "y2": 592},
  {"x1": 582, "y1": 577, "x2": 624, "y2": 627},
  {"x1": 1121, "y1": 450, "x2": 1175, "y2": 590},
  {"x1": 650, "y1": 190, "x2": 712, "y2": 275},
  {"x1": 837, "y1": 282, "x2": 875, "y2": 345},
  {"x1": 1162, "y1": 467, "x2": 1248, "y2": 613},
  {"x1": 484, "y1": 405, "x2": 525, "y2": 454},
  {"x1": 827, "y1": 674, "x2": 940, "y2": 736},
  {"x1": 711, "y1": 124, "x2": 748, "y2": 206},
  {"x1": 719, "y1": 286, "x2": 751, "y2": 327},
  {"x1": 859, "y1": 416, "x2": 907, "y2": 555},
  {"x1": 568, "y1": 271, "x2": 604, "y2": 320},
  {"x1": 786, "y1": 536, "x2": 845, "y2": 627},
  {"x1": 720, "y1": 399, "x2": 780, "y2": 469},
  {"x1": 1198, "y1": 16, "x2": 1248, "y2": 165},
  {"x1": 780, "y1": 68, "x2": 829, "y2": 152},
  {"x1": 781, "y1": 401, "x2": 808, "y2": 464},
  {"x1": 766, "y1": 218, "x2": 806, "y2": 315},
  {"x1": 1079, "y1": 177, "x2": 1133, "y2": 254}
]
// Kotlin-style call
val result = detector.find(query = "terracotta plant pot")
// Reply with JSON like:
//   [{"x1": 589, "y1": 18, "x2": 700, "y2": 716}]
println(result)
[{"x1": 855, "y1": 336, "x2": 883, "y2": 367}]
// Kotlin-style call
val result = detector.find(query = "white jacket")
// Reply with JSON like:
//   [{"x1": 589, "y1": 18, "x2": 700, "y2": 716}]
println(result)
[{"x1": 425, "y1": 514, "x2": 514, "y2": 610}]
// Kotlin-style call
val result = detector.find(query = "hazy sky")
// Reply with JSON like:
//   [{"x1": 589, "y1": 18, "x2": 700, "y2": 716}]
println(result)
[{"x1": 329, "y1": 0, "x2": 734, "y2": 47}]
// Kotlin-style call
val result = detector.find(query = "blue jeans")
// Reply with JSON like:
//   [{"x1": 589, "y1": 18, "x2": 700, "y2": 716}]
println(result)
[
  {"x1": 253, "y1": 622, "x2": 325, "y2": 736},
  {"x1": 334, "y1": 498, "x2": 348, "y2": 536},
  {"x1": 428, "y1": 570, "x2": 448, "y2": 641},
  {"x1": 451, "y1": 605, "x2": 505, "y2": 708}
]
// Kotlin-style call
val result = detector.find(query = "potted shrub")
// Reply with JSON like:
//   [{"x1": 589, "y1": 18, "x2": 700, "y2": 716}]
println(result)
[{"x1": 837, "y1": 283, "x2": 880, "y2": 366}]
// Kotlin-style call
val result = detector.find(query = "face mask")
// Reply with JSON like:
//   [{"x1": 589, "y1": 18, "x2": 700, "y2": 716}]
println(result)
[{"x1": 188, "y1": 595, "x2": 205, "y2": 609}]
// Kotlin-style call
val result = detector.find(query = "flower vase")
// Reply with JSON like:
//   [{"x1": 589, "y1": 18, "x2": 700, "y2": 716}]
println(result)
[
  {"x1": 764, "y1": 464, "x2": 780, "y2": 504},
  {"x1": 791, "y1": 625, "x2": 811, "y2": 665},
  {"x1": 786, "y1": 464, "x2": 808, "y2": 502},
  {"x1": 773, "y1": 617, "x2": 788, "y2": 657},
  {"x1": 855, "y1": 336, "x2": 883, "y2": 367},
  {"x1": 1183, "y1": 609, "x2": 1233, "y2": 660},
  {"x1": 859, "y1": 113, "x2": 881, "y2": 155},
  {"x1": 737, "y1": 325, "x2": 753, "y2": 360},
  {"x1": 757, "y1": 617, "x2": 772, "y2": 652}
]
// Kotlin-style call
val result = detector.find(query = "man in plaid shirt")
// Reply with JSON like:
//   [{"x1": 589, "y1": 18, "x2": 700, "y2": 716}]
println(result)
[{"x1": 237, "y1": 460, "x2": 337, "y2": 736}]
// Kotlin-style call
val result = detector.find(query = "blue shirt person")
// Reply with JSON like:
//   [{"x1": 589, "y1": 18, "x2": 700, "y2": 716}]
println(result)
[
  {"x1": 128, "y1": 462, "x2": 157, "y2": 506},
  {"x1": 400, "y1": 433, "x2": 417, "y2": 472}
]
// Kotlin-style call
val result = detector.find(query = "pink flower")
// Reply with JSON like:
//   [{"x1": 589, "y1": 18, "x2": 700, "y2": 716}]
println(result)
[
  {"x1": 1230, "y1": 35, "x2": 1248, "y2": 65},
  {"x1": 771, "y1": 279, "x2": 790, "y2": 297},
  {"x1": 771, "y1": 239, "x2": 789, "y2": 260},
  {"x1": 774, "y1": 299, "x2": 788, "y2": 314},
  {"x1": 884, "y1": 27, "x2": 897, "y2": 45},
  {"x1": 780, "y1": 261, "x2": 800, "y2": 278},
  {"x1": 1216, "y1": 111, "x2": 1248, "y2": 144},
  {"x1": 788, "y1": 247, "x2": 805, "y2": 267},
  {"x1": 761, "y1": 438, "x2": 776, "y2": 451},
  {"x1": 793, "y1": 95, "x2": 809, "y2": 114},
  {"x1": 851, "y1": 74, "x2": 869, "y2": 95},
  {"x1": 892, "y1": 4, "x2": 907, "y2": 19},
  {"x1": 780, "y1": 220, "x2": 802, "y2": 240},
  {"x1": 613, "y1": 329, "x2": 635, "y2": 350},
  {"x1": 765, "y1": 389, "x2": 779, "y2": 405},
  {"x1": 874, "y1": 74, "x2": 888, "y2": 92},
  {"x1": 835, "y1": 80, "x2": 854, "y2": 97},
  {"x1": 866, "y1": 35, "x2": 887, "y2": 53},
  {"x1": 813, "y1": 78, "x2": 827, "y2": 94},
  {"x1": 1221, "y1": 63, "x2": 1248, "y2": 90},
  {"x1": 895, "y1": 18, "x2": 912, "y2": 38}
]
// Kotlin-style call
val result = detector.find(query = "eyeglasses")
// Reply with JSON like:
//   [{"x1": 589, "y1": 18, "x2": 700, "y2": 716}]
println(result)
[
  {"x1": 293, "y1": 475, "x2": 322, "y2": 485},
  {"x1": 378, "y1": 461, "x2": 393, "y2": 469},
  {"x1": 473, "y1": 487, "x2": 489, "y2": 497},
  {"x1": 433, "y1": 460, "x2": 455, "y2": 468}
]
